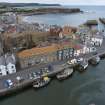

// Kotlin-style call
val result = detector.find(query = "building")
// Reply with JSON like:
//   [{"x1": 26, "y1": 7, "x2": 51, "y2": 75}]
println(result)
[
  {"x1": 57, "y1": 41, "x2": 75, "y2": 60},
  {"x1": 5, "y1": 53, "x2": 16, "y2": 74},
  {"x1": 50, "y1": 26, "x2": 62, "y2": 39},
  {"x1": 73, "y1": 44, "x2": 84, "y2": 56},
  {"x1": 18, "y1": 44, "x2": 59, "y2": 68},
  {"x1": 0, "y1": 56, "x2": 7, "y2": 76},
  {"x1": 91, "y1": 35, "x2": 103, "y2": 46},
  {"x1": 0, "y1": 53, "x2": 16, "y2": 76},
  {"x1": 18, "y1": 42, "x2": 75, "y2": 69},
  {"x1": 59, "y1": 26, "x2": 77, "y2": 39},
  {"x1": 4, "y1": 31, "x2": 50, "y2": 52}
]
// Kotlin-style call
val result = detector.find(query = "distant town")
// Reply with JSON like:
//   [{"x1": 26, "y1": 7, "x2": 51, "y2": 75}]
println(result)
[{"x1": 0, "y1": 3, "x2": 105, "y2": 97}]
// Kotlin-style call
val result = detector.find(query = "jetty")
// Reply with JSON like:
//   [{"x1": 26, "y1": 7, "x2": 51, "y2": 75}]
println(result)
[{"x1": 84, "y1": 20, "x2": 98, "y2": 26}]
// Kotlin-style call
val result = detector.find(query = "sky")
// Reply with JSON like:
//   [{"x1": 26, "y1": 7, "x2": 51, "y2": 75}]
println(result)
[{"x1": 0, "y1": 0, "x2": 105, "y2": 5}]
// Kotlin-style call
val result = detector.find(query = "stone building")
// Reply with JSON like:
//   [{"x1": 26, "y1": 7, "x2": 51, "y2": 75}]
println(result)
[
  {"x1": 3, "y1": 31, "x2": 50, "y2": 52},
  {"x1": 18, "y1": 43, "x2": 75, "y2": 69},
  {"x1": 59, "y1": 26, "x2": 77, "y2": 39},
  {"x1": 18, "y1": 44, "x2": 59, "y2": 68}
]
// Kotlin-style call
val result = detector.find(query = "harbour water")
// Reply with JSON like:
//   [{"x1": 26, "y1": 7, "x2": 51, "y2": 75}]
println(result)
[
  {"x1": 23, "y1": 5, "x2": 105, "y2": 28},
  {"x1": 1, "y1": 5, "x2": 105, "y2": 105},
  {"x1": 1, "y1": 59, "x2": 105, "y2": 105}
]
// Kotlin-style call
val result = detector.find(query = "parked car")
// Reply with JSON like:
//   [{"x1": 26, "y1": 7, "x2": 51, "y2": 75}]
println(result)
[
  {"x1": 16, "y1": 76, "x2": 24, "y2": 82},
  {"x1": 91, "y1": 47, "x2": 97, "y2": 52},
  {"x1": 77, "y1": 57, "x2": 84, "y2": 62},
  {"x1": 4, "y1": 79, "x2": 13, "y2": 88},
  {"x1": 28, "y1": 73, "x2": 33, "y2": 80},
  {"x1": 93, "y1": 51, "x2": 98, "y2": 55}
]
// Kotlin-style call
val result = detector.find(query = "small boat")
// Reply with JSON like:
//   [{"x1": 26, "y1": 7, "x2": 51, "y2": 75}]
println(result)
[
  {"x1": 56, "y1": 68, "x2": 73, "y2": 80},
  {"x1": 78, "y1": 60, "x2": 88, "y2": 72},
  {"x1": 90, "y1": 56, "x2": 100, "y2": 65},
  {"x1": 33, "y1": 77, "x2": 50, "y2": 88}
]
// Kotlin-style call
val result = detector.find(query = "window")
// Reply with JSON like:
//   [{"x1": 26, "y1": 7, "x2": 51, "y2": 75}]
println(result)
[
  {"x1": 11, "y1": 66, "x2": 14, "y2": 69},
  {"x1": 63, "y1": 49, "x2": 70, "y2": 59},
  {"x1": 57, "y1": 50, "x2": 63, "y2": 60}
]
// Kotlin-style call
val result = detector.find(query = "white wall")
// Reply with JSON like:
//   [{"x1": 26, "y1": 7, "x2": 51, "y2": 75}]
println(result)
[
  {"x1": 7, "y1": 63, "x2": 16, "y2": 74},
  {"x1": 0, "y1": 65, "x2": 7, "y2": 76}
]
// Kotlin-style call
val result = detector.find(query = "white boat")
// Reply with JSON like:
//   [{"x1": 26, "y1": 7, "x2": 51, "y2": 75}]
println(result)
[{"x1": 56, "y1": 68, "x2": 73, "y2": 80}]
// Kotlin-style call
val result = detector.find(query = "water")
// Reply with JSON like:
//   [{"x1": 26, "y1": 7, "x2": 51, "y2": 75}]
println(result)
[
  {"x1": 1, "y1": 6, "x2": 105, "y2": 105},
  {"x1": 1, "y1": 59, "x2": 105, "y2": 105},
  {"x1": 23, "y1": 5, "x2": 105, "y2": 27}
]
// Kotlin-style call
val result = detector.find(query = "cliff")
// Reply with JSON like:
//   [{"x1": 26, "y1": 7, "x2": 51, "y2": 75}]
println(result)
[{"x1": 14, "y1": 8, "x2": 81, "y2": 15}]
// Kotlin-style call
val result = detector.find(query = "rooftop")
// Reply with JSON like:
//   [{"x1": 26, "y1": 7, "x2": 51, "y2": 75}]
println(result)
[{"x1": 18, "y1": 44, "x2": 63, "y2": 58}]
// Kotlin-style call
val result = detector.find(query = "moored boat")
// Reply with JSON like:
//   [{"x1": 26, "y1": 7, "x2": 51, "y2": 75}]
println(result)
[
  {"x1": 56, "y1": 68, "x2": 73, "y2": 80},
  {"x1": 89, "y1": 56, "x2": 100, "y2": 65},
  {"x1": 33, "y1": 77, "x2": 51, "y2": 88},
  {"x1": 78, "y1": 59, "x2": 88, "y2": 72}
]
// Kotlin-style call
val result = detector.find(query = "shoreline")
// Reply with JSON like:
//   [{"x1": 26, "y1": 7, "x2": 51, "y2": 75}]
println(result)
[{"x1": 0, "y1": 7, "x2": 82, "y2": 15}]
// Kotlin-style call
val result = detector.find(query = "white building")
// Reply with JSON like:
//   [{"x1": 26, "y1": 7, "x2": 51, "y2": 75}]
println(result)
[
  {"x1": 0, "y1": 56, "x2": 7, "y2": 76},
  {"x1": 91, "y1": 35, "x2": 103, "y2": 46},
  {"x1": 5, "y1": 53, "x2": 16, "y2": 74},
  {"x1": 74, "y1": 45, "x2": 84, "y2": 56}
]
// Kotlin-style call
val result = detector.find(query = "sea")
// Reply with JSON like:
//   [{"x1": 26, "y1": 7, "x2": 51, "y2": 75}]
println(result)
[
  {"x1": 23, "y1": 5, "x2": 105, "y2": 29},
  {"x1": 1, "y1": 5, "x2": 105, "y2": 105}
]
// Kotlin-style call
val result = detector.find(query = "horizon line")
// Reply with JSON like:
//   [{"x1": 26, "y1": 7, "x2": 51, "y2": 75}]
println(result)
[{"x1": 0, "y1": 2, "x2": 105, "y2": 6}]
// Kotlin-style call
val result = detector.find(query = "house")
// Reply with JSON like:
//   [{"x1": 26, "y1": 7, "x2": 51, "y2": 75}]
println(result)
[
  {"x1": 59, "y1": 26, "x2": 77, "y2": 39},
  {"x1": 50, "y1": 26, "x2": 62, "y2": 38},
  {"x1": 18, "y1": 44, "x2": 60, "y2": 68},
  {"x1": 18, "y1": 42, "x2": 75, "y2": 69},
  {"x1": 73, "y1": 44, "x2": 84, "y2": 56},
  {"x1": 73, "y1": 44, "x2": 93, "y2": 56},
  {"x1": 77, "y1": 25, "x2": 89, "y2": 35},
  {"x1": 57, "y1": 41, "x2": 74, "y2": 60},
  {"x1": 91, "y1": 35, "x2": 103, "y2": 46},
  {"x1": 5, "y1": 53, "x2": 16, "y2": 74},
  {"x1": 82, "y1": 46, "x2": 91, "y2": 54},
  {"x1": 0, "y1": 56, "x2": 7, "y2": 76}
]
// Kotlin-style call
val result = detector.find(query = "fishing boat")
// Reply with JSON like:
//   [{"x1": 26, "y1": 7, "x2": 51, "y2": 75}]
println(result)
[
  {"x1": 89, "y1": 56, "x2": 100, "y2": 65},
  {"x1": 33, "y1": 77, "x2": 50, "y2": 88},
  {"x1": 78, "y1": 60, "x2": 88, "y2": 72},
  {"x1": 56, "y1": 68, "x2": 73, "y2": 80}
]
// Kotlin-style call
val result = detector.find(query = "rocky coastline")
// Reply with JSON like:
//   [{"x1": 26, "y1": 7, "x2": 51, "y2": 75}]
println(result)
[
  {"x1": 19, "y1": 8, "x2": 82, "y2": 15},
  {"x1": 0, "y1": 7, "x2": 81, "y2": 15}
]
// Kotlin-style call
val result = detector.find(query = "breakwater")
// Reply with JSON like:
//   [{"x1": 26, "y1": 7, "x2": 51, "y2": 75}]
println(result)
[{"x1": 99, "y1": 18, "x2": 105, "y2": 24}]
